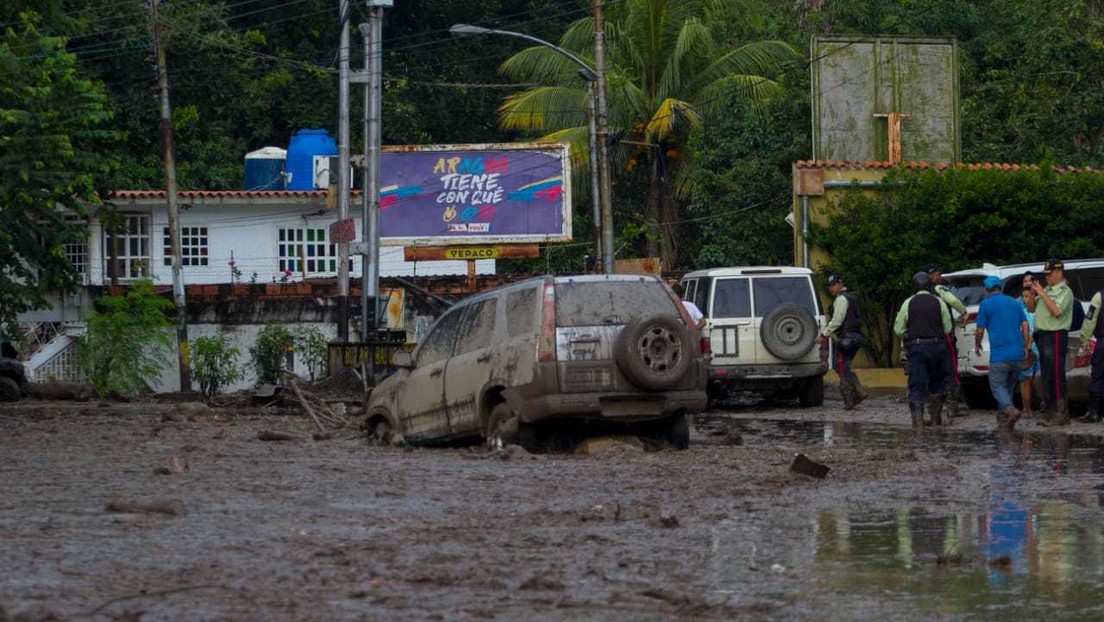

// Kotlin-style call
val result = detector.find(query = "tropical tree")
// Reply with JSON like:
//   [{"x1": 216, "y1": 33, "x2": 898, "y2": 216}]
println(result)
[
  {"x1": 498, "y1": 0, "x2": 799, "y2": 268},
  {"x1": 0, "y1": 15, "x2": 118, "y2": 334}
]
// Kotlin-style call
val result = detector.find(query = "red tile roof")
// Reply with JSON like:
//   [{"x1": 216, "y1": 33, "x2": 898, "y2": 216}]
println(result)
[
  {"x1": 112, "y1": 189, "x2": 332, "y2": 199},
  {"x1": 794, "y1": 160, "x2": 1099, "y2": 173}
]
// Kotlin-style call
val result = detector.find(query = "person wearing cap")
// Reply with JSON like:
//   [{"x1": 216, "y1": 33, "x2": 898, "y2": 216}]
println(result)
[
  {"x1": 1076, "y1": 287, "x2": 1104, "y2": 423},
  {"x1": 975, "y1": 275, "x2": 1031, "y2": 428},
  {"x1": 924, "y1": 264, "x2": 969, "y2": 418},
  {"x1": 822, "y1": 275, "x2": 866, "y2": 409},
  {"x1": 1027, "y1": 258, "x2": 1074, "y2": 426},
  {"x1": 894, "y1": 271, "x2": 952, "y2": 427}
]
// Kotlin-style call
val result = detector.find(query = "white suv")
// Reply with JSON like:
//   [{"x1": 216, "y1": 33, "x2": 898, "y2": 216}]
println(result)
[
  {"x1": 679, "y1": 267, "x2": 827, "y2": 406},
  {"x1": 943, "y1": 259, "x2": 1104, "y2": 409}
]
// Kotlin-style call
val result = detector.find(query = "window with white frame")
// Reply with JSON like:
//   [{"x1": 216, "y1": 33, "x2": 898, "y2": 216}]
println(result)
[
  {"x1": 105, "y1": 213, "x2": 151, "y2": 279},
  {"x1": 278, "y1": 227, "x2": 339, "y2": 275},
  {"x1": 163, "y1": 226, "x2": 209, "y2": 267},
  {"x1": 65, "y1": 241, "x2": 89, "y2": 284}
]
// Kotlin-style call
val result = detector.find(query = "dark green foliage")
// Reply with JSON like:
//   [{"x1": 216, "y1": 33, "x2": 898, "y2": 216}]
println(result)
[
  {"x1": 77, "y1": 279, "x2": 173, "y2": 397},
  {"x1": 0, "y1": 15, "x2": 119, "y2": 334},
  {"x1": 812, "y1": 166, "x2": 1104, "y2": 365},
  {"x1": 191, "y1": 334, "x2": 244, "y2": 396},
  {"x1": 251, "y1": 324, "x2": 292, "y2": 385}
]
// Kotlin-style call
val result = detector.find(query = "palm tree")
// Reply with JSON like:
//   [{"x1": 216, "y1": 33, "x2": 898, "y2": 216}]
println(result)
[{"x1": 499, "y1": 0, "x2": 799, "y2": 269}]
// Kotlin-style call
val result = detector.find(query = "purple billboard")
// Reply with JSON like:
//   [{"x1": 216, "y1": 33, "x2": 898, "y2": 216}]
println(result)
[{"x1": 378, "y1": 143, "x2": 571, "y2": 245}]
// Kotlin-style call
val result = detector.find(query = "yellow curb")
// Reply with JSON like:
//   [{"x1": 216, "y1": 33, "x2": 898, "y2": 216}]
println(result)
[{"x1": 827, "y1": 367, "x2": 907, "y2": 390}]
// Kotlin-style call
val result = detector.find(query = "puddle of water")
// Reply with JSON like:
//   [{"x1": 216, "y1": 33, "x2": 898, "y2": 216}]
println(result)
[{"x1": 708, "y1": 418, "x2": 1104, "y2": 618}]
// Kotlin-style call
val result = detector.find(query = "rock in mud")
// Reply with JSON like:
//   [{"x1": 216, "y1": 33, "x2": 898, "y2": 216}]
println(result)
[
  {"x1": 104, "y1": 499, "x2": 186, "y2": 517},
  {"x1": 499, "y1": 444, "x2": 540, "y2": 460},
  {"x1": 789, "y1": 453, "x2": 831, "y2": 478},
  {"x1": 574, "y1": 436, "x2": 646, "y2": 456},
  {"x1": 27, "y1": 382, "x2": 95, "y2": 401},
  {"x1": 173, "y1": 402, "x2": 214, "y2": 420}
]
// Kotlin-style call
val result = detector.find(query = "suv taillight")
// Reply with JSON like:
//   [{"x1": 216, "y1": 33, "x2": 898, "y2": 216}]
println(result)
[
  {"x1": 699, "y1": 336, "x2": 711, "y2": 356},
  {"x1": 537, "y1": 282, "x2": 556, "y2": 362},
  {"x1": 967, "y1": 311, "x2": 977, "y2": 324}
]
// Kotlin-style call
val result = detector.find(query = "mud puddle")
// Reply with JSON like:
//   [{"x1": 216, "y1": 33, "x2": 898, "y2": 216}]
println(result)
[{"x1": 704, "y1": 416, "x2": 1104, "y2": 619}]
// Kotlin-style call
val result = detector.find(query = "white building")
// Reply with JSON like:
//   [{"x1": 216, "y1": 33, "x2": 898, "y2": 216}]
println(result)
[{"x1": 19, "y1": 190, "x2": 493, "y2": 391}]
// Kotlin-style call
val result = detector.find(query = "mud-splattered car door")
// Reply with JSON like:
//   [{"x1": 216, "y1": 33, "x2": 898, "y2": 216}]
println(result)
[
  {"x1": 444, "y1": 297, "x2": 499, "y2": 436},
  {"x1": 396, "y1": 307, "x2": 463, "y2": 441}
]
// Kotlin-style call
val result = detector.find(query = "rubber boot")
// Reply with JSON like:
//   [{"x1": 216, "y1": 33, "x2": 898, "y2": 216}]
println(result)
[
  {"x1": 997, "y1": 405, "x2": 1021, "y2": 429},
  {"x1": 1076, "y1": 397, "x2": 1102, "y2": 423},
  {"x1": 947, "y1": 385, "x2": 962, "y2": 418},
  {"x1": 1041, "y1": 398, "x2": 1070, "y2": 427},
  {"x1": 910, "y1": 403, "x2": 925, "y2": 428},
  {"x1": 927, "y1": 395, "x2": 946, "y2": 426},
  {"x1": 853, "y1": 376, "x2": 869, "y2": 407},
  {"x1": 841, "y1": 378, "x2": 856, "y2": 410}
]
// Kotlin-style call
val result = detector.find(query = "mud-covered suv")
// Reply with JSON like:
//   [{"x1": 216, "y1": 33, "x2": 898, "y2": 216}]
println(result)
[
  {"x1": 680, "y1": 267, "x2": 827, "y2": 406},
  {"x1": 365, "y1": 275, "x2": 707, "y2": 449},
  {"x1": 1, "y1": 339, "x2": 29, "y2": 402}
]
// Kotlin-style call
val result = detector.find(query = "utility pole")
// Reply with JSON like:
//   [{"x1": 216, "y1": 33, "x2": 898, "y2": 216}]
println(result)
[
  {"x1": 360, "y1": 1, "x2": 390, "y2": 379},
  {"x1": 593, "y1": 0, "x2": 615, "y2": 274},
  {"x1": 336, "y1": 0, "x2": 352, "y2": 341},
  {"x1": 585, "y1": 79, "x2": 601, "y2": 269},
  {"x1": 151, "y1": 0, "x2": 190, "y2": 391}
]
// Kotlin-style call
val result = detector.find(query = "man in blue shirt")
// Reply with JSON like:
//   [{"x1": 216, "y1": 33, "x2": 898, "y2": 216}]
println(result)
[{"x1": 975, "y1": 276, "x2": 1031, "y2": 428}]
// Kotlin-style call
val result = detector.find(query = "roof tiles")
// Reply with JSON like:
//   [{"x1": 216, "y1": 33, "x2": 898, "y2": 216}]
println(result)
[{"x1": 794, "y1": 160, "x2": 1100, "y2": 174}]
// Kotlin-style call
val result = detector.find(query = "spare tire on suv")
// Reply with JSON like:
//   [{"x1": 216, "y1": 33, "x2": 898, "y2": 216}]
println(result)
[
  {"x1": 615, "y1": 313, "x2": 693, "y2": 391},
  {"x1": 760, "y1": 303, "x2": 818, "y2": 361}
]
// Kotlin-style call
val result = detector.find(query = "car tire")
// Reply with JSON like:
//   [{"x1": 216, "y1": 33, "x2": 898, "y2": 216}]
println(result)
[
  {"x1": 486, "y1": 402, "x2": 536, "y2": 451},
  {"x1": 615, "y1": 314, "x2": 692, "y2": 391},
  {"x1": 665, "y1": 413, "x2": 690, "y2": 450},
  {"x1": 0, "y1": 377, "x2": 20, "y2": 402},
  {"x1": 798, "y1": 376, "x2": 825, "y2": 407},
  {"x1": 760, "y1": 303, "x2": 818, "y2": 361}
]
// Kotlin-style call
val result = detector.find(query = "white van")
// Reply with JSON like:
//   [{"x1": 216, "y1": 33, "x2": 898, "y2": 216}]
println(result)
[
  {"x1": 943, "y1": 259, "x2": 1104, "y2": 409},
  {"x1": 680, "y1": 267, "x2": 828, "y2": 406}
]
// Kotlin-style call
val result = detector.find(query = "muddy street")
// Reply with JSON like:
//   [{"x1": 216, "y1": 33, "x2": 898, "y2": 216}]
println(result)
[{"x1": 3, "y1": 395, "x2": 1104, "y2": 621}]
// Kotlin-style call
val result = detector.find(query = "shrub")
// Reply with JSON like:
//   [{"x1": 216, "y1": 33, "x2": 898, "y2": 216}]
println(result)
[
  {"x1": 191, "y1": 334, "x2": 244, "y2": 396},
  {"x1": 294, "y1": 326, "x2": 329, "y2": 381},
  {"x1": 78, "y1": 279, "x2": 173, "y2": 397},
  {"x1": 251, "y1": 325, "x2": 293, "y2": 385}
]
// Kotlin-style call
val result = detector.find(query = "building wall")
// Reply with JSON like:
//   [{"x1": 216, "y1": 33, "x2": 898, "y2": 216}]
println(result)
[{"x1": 90, "y1": 198, "x2": 493, "y2": 286}]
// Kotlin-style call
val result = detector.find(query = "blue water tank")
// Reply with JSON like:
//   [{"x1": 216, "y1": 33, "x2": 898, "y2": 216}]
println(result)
[
  {"x1": 285, "y1": 129, "x2": 338, "y2": 190},
  {"x1": 244, "y1": 147, "x2": 287, "y2": 190}
]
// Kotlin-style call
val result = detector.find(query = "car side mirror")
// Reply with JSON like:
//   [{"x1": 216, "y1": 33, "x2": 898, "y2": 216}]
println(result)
[{"x1": 392, "y1": 351, "x2": 414, "y2": 369}]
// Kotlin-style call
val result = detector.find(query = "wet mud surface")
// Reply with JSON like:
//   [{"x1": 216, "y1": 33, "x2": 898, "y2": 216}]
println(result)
[{"x1": 3, "y1": 394, "x2": 1104, "y2": 620}]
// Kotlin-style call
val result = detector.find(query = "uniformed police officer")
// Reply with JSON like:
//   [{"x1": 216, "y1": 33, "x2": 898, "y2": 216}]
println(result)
[
  {"x1": 925, "y1": 264, "x2": 968, "y2": 417},
  {"x1": 823, "y1": 275, "x2": 866, "y2": 409},
  {"x1": 1076, "y1": 287, "x2": 1104, "y2": 423},
  {"x1": 1028, "y1": 259, "x2": 1074, "y2": 426},
  {"x1": 894, "y1": 271, "x2": 953, "y2": 427}
]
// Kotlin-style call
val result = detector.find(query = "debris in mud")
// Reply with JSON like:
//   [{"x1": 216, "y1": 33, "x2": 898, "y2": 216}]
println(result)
[
  {"x1": 770, "y1": 563, "x2": 786, "y2": 574},
  {"x1": 518, "y1": 575, "x2": 565, "y2": 591},
  {"x1": 500, "y1": 444, "x2": 540, "y2": 460},
  {"x1": 257, "y1": 430, "x2": 305, "y2": 442},
  {"x1": 936, "y1": 552, "x2": 966, "y2": 567},
  {"x1": 153, "y1": 455, "x2": 188, "y2": 475},
  {"x1": 789, "y1": 453, "x2": 831, "y2": 478},
  {"x1": 105, "y1": 499, "x2": 186, "y2": 517},
  {"x1": 574, "y1": 435, "x2": 646, "y2": 455},
  {"x1": 172, "y1": 402, "x2": 214, "y2": 420},
  {"x1": 639, "y1": 587, "x2": 690, "y2": 606},
  {"x1": 287, "y1": 376, "x2": 348, "y2": 434},
  {"x1": 653, "y1": 515, "x2": 680, "y2": 529},
  {"x1": 988, "y1": 555, "x2": 1013, "y2": 571},
  {"x1": 27, "y1": 381, "x2": 95, "y2": 401}
]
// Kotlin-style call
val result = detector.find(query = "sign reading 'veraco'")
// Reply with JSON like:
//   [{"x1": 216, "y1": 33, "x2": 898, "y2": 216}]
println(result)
[{"x1": 375, "y1": 143, "x2": 571, "y2": 246}]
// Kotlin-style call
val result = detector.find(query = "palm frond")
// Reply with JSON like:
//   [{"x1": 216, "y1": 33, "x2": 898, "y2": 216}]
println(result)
[
  {"x1": 686, "y1": 40, "x2": 799, "y2": 96},
  {"x1": 499, "y1": 86, "x2": 588, "y2": 132},
  {"x1": 659, "y1": 17, "x2": 714, "y2": 104},
  {"x1": 560, "y1": 15, "x2": 597, "y2": 56},
  {"x1": 609, "y1": 75, "x2": 650, "y2": 130},
  {"x1": 499, "y1": 46, "x2": 591, "y2": 85},
  {"x1": 645, "y1": 97, "x2": 701, "y2": 143},
  {"x1": 539, "y1": 126, "x2": 592, "y2": 170},
  {"x1": 693, "y1": 74, "x2": 783, "y2": 119}
]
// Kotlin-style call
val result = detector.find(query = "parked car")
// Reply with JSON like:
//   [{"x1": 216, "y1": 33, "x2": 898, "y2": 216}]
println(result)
[
  {"x1": 943, "y1": 259, "x2": 1104, "y2": 409},
  {"x1": 0, "y1": 339, "x2": 29, "y2": 402},
  {"x1": 679, "y1": 267, "x2": 828, "y2": 406},
  {"x1": 364, "y1": 274, "x2": 707, "y2": 450}
]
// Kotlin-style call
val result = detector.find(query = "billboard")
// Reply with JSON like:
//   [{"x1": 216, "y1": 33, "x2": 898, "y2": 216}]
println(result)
[{"x1": 375, "y1": 143, "x2": 571, "y2": 246}]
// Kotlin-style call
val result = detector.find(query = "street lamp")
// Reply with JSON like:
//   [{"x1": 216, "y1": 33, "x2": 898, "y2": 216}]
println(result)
[{"x1": 449, "y1": 23, "x2": 614, "y2": 274}]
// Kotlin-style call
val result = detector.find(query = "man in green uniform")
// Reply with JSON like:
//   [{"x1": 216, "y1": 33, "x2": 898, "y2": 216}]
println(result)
[
  {"x1": 822, "y1": 275, "x2": 866, "y2": 409},
  {"x1": 895, "y1": 272, "x2": 953, "y2": 427},
  {"x1": 925, "y1": 264, "x2": 968, "y2": 417},
  {"x1": 1028, "y1": 259, "x2": 1074, "y2": 426},
  {"x1": 1076, "y1": 288, "x2": 1104, "y2": 423}
]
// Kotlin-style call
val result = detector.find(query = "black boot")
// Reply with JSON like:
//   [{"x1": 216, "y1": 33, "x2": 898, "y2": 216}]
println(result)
[
  {"x1": 853, "y1": 376, "x2": 869, "y2": 406},
  {"x1": 1041, "y1": 398, "x2": 1070, "y2": 427},
  {"x1": 927, "y1": 395, "x2": 946, "y2": 426},
  {"x1": 841, "y1": 378, "x2": 856, "y2": 410},
  {"x1": 910, "y1": 403, "x2": 925, "y2": 428},
  {"x1": 1076, "y1": 397, "x2": 1102, "y2": 423}
]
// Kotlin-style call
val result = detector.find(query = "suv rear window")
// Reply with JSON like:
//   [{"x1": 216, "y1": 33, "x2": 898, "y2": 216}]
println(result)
[
  {"x1": 943, "y1": 275, "x2": 988, "y2": 306},
  {"x1": 753, "y1": 276, "x2": 817, "y2": 317},
  {"x1": 554, "y1": 280, "x2": 674, "y2": 327}
]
